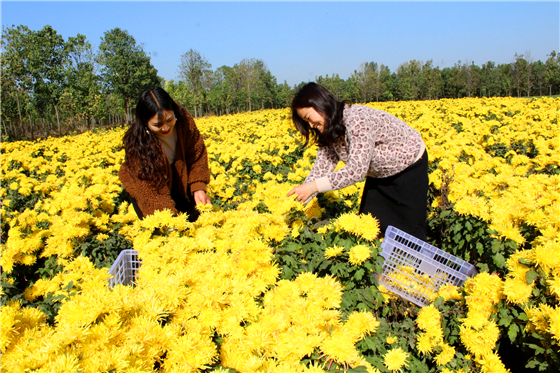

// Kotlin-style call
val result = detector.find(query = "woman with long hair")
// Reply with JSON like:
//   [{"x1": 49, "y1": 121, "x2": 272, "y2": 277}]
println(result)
[
  {"x1": 287, "y1": 82, "x2": 429, "y2": 240},
  {"x1": 119, "y1": 87, "x2": 211, "y2": 222}
]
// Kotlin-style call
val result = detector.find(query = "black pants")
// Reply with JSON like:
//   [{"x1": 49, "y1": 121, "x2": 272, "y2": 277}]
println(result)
[
  {"x1": 358, "y1": 150, "x2": 429, "y2": 240},
  {"x1": 130, "y1": 180, "x2": 200, "y2": 223}
]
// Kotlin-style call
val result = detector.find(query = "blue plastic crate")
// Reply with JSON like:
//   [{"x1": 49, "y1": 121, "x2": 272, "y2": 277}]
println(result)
[
  {"x1": 376, "y1": 226, "x2": 477, "y2": 307},
  {"x1": 108, "y1": 249, "x2": 141, "y2": 288}
]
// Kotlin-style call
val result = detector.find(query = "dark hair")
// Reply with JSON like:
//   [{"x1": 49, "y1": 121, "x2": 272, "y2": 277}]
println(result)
[
  {"x1": 123, "y1": 87, "x2": 177, "y2": 188},
  {"x1": 291, "y1": 82, "x2": 349, "y2": 147}
]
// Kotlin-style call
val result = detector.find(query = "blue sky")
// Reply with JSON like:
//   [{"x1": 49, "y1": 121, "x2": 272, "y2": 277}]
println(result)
[{"x1": 2, "y1": 1, "x2": 559, "y2": 87}]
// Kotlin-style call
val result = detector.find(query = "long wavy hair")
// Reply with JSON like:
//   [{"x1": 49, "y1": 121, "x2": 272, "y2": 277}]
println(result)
[
  {"x1": 291, "y1": 82, "x2": 350, "y2": 147},
  {"x1": 123, "y1": 87, "x2": 177, "y2": 189}
]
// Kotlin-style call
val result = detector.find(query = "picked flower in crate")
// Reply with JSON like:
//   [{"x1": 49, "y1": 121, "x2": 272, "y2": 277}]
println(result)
[{"x1": 376, "y1": 226, "x2": 477, "y2": 307}]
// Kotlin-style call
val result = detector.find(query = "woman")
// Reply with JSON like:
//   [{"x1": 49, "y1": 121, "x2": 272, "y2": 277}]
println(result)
[
  {"x1": 119, "y1": 87, "x2": 211, "y2": 222},
  {"x1": 287, "y1": 82, "x2": 428, "y2": 240}
]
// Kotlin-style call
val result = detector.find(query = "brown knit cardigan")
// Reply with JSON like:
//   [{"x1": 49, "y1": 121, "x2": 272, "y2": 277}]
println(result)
[{"x1": 118, "y1": 105, "x2": 211, "y2": 217}]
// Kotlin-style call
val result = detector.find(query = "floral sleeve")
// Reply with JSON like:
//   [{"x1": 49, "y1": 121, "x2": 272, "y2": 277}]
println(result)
[{"x1": 305, "y1": 145, "x2": 340, "y2": 183}]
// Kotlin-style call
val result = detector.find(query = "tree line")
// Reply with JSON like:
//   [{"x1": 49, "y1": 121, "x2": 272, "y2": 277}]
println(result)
[{"x1": 2, "y1": 24, "x2": 560, "y2": 141}]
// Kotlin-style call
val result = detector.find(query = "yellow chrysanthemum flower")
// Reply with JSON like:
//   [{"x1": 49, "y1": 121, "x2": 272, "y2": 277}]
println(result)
[
  {"x1": 436, "y1": 283, "x2": 462, "y2": 301},
  {"x1": 324, "y1": 245, "x2": 345, "y2": 259},
  {"x1": 434, "y1": 342, "x2": 456, "y2": 366},
  {"x1": 334, "y1": 212, "x2": 380, "y2": 241},
  {"x1": 386, "y1": 335, "x2": 398, "y2": 345},
  {"x1": 348, "y1": 245, "x2": 371, "y2": 266},
  {"x1": 416, "y1": 304, "x2": 441, "y2": 331},
  {"x1": 459, "y1": 320, "x2": 500, "y2": 357},
  {"x1": 383, "y1": 347, "x2": 409, "y2": 372}
]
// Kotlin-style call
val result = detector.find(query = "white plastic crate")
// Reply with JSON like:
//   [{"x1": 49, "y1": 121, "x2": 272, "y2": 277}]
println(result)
[
  {"x1": 376, "y1": 226, "x2": 477, "y2": 307},
  {"x1": 108, "y1": 249, "x2": 141, "y2": 288}
]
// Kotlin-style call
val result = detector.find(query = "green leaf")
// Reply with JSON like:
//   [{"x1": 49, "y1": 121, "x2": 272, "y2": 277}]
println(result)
[
  {"x1": 284, "y1": 243, "x2": 300, "y2": 252},
  {"x1": 525, "y1": 270, "x2": 538, "y2": 285},
  {"x1": 526, "y1": 360, "x2": 538, "y2": 369},
  {"x1": 281, "y1": 266, "x2": 294, "y2": 279},
  {"x1": 499, "y1": 313, "x2": 513, "y2": 327},
  {"x1": 354, "y1": 268, "x2": 365, "y2": 281},
  {"x1": 527, "y1": 343, "x2": 545, "y2": 355},
  {"x1": 490, "y1": 240, "x2": 502, "y2": 254},
  {"x1": 347, "y1": 366, "x2": 369, "y2": 373},
  {"x1": 440, "y1": 210, "x2": 451, "y2": 219},
  {"x1": 492, "y1": 252, "x2": 506, "y2": 268},
  {"x1": 507, "y1": 323, "x2": 519, "y2": 341},
  {"x1": 364, "y1": 336, "x2": 378, "y2": 351}
]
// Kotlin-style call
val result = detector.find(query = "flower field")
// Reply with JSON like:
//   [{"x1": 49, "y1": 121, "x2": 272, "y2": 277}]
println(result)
[{"x1": 1, "y1": 97, "x2": 559, "y2": 372}]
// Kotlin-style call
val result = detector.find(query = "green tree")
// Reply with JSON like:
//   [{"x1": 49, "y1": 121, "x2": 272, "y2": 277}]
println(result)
[
  {"x1": 178, "y1": 49, "x2": 212, "y2": 118},
  {"x1": 447, "y1": 62, "x2": 468, "y2": 98},
  {"x1": 480, "y1": 61, "x2": 501, "y2": 97},
  {"x1": 353, "y1": 62, "x2": 376, "y2": 103},
  {"x1": 316, "y1": 73, "x2": 348, "y2": 101},
  {"x1": 206, "y1": 70, "x2": 225, "y2": 115},
  {"x1": 28, "y1": 25, "x2": 69, "y2": 135},
  {"x1": 462, "y1": 59, "x2": 480, "y2": 98},
  {"x1": 164, "y1": 79, "x2": 192, "y2": 109},
  {"x1": 498, "y1": 63, "x2": 514, "y2": 97},
  {"x1": 64, "y1": 34, "x2": 104, "y2": 131},
  {"x1": 235, "y1": 58, "x2": 270, "y2": 112},
  {"x1": 544, "y1": 51, "x2": 560, "y2": 96},
  {"x1": 532, "y1": 60, "x2": 546, "y2": 96},
  {"x1": 379, "y1": 66, "x2": 396, "y2": 101},
  {"x1": 257, "y1": 68, "x2": 277, "y2": 110},
  {"x1": 396, "y1": 60, "x2": 422, "y2": 100},
  {"x1": 97, "y1": 28, "x2": 160, "y2": 124},
  {"x1": 513, "y1": 53, "x2": 527, "y2": 97},
  {"x1": 421, "y1": 60, "x2": 443, "y2": 100},
  {"x1": 211, "y1": 66, "x2": 237, "y2": 115},
  {"x1": 1, "y1": 25, "x2": 35, "y2": 138},
  {"x1": 275, "y1": 80, "x2": 294, "y2": 108}
]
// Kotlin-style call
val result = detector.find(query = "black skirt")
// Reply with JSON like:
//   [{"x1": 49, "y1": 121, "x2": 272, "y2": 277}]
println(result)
[{"x1": 358, "y1": 150, "x2": 429, "y2": 240}]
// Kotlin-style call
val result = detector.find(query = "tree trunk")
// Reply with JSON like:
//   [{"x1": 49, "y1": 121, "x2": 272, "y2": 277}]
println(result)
[
  {"x1": 15, "y1": 89, "x2": 23, "y2": 127},
  {"x1": 43, "y1": 117, "x2": 49, "y2": 138},
  {"x1": 27, "y1": 108, "x2": 34, "y2": 140},
  {"x1": 1, "y1": 117, "x2": 7, "y2": 139},
  {"x1": 55, "y1": 104, "x2": 61, "y2": 136}
]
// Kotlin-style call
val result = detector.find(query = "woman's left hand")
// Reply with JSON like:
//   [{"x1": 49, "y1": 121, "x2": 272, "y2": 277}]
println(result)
[
  {"x1": 287, "y1": 182, "x2": 314, "y2": 203},
  {"x1": 193, "y1": 190, "x2": 211, "y2": 205}
]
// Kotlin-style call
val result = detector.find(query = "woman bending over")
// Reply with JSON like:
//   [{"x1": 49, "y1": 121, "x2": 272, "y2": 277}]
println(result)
[{"x1": 287, "y1": 82, "x2": 428, "y2": 240}]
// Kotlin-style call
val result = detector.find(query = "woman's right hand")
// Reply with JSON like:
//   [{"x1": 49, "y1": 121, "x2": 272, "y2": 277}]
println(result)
[
  {"x1": 193, "y1": 190, "x2": 211, "y2": 205},
  {"x1": 287, "y1": 182, "x2": 314, "y2": 203}
]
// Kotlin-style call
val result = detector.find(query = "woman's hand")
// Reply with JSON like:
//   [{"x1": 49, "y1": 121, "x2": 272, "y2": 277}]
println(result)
[
  {"x1": 287, "y1": 182, "x2": 314, "y2": 203},
  {"x1": 193, "y1": 190, "x2": 211, "y2": 205}
]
